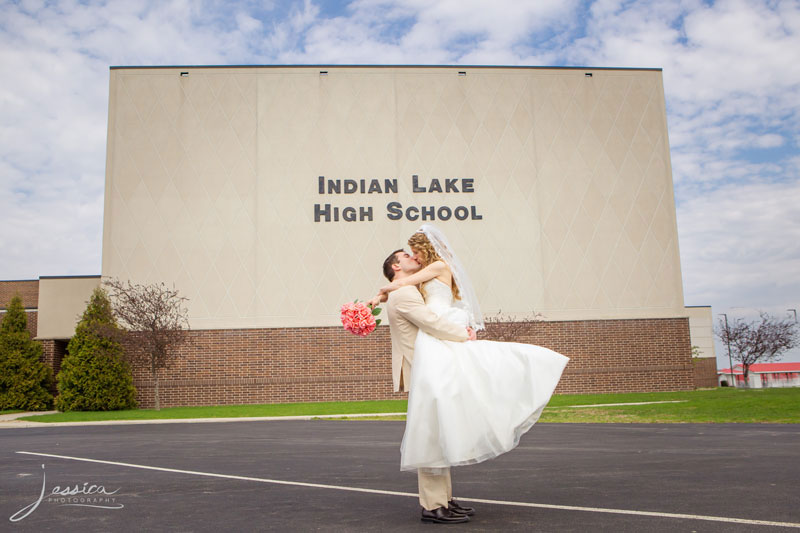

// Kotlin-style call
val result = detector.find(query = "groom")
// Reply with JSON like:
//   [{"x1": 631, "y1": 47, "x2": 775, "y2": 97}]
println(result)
[{"x1": 382, "y1": 249, "x2": 477, "y2": 524}]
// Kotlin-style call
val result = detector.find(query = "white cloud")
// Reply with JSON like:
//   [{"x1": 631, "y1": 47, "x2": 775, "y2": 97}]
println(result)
[
  {"x1": 236, "y1": 11, "x2": 264, "y2": 34},
  {"x1": 678, "y1": 178, "x2": 800, "y2": 308},
  {"x1": 753, "y1": 133, "x2": 785, "y2": 148},
  {"x1": 276, "y1": 0, "x2": 580, "y2": 65}
]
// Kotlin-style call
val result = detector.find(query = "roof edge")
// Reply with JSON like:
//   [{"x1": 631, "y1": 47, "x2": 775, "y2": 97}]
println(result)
[
  {"x1": 39, "y1": 275, "x2": 101, "y2": 280},
  {"x1": 110, "y1": 64, "x2": 663, "y2": 72}
]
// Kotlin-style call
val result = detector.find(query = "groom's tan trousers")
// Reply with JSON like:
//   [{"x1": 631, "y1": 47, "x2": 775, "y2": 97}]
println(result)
[
  {"x1": 418, "y1": 468, "x2": 452, "y2": 510},
  {"x1": 385, "y1": 286, "x2": 468, "y2": 511}
]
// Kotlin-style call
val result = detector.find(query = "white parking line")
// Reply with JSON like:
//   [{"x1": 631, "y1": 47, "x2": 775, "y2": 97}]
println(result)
[{"x1": 16, "y1": 451, "x2": 800, "y2": 529}]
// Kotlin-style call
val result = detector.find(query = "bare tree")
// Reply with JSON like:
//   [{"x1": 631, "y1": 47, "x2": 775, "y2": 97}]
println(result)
[
  {"x1": 104, "y1": 278, "x2": 190, "y2": 410},
  {"x1": 479, "y1": 310, "x2": 546, "y2": 342},
  {"x1": 716, "y1": 312, "x2": 798, "y2": 386}
]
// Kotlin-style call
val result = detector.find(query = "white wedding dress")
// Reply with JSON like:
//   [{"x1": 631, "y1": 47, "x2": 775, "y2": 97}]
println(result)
[{"x1": 400, "y1": 278, "x2": 569, "y2": 472}]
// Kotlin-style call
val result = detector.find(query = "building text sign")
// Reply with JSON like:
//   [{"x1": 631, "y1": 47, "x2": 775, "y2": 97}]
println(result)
[{"x1": 314, "y1": 175, "x2": 484, "y2": 222}]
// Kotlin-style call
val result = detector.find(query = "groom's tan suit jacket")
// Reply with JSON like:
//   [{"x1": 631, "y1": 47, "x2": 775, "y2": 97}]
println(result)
[{"x1": 386, "y1": 285, "x2": 468, "y2": 392}]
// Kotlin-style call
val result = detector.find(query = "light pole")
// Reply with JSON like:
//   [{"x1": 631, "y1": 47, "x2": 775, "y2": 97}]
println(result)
[
  {"x1": 788, "y1": 309, "x2": 797, "y2": 323},
  {"x1": 720, "y1": 313, "x2": 735, "y2": 387}
]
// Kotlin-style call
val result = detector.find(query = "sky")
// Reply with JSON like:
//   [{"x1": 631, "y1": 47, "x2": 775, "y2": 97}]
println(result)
[{"x1": 1, "y1": 0, "x2": 799, "y2": 365}]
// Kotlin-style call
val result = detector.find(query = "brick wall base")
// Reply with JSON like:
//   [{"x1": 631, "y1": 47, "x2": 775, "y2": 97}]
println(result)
[
  {"x1": 0, "y1": 280, "x2": 39, "y2": 338},
  {"x1": 118, "y1": 317, "x2": 694, "y2": 409},
  {"x1": 692, "y1": 357, "x2": 719, "y2": 389},
  {"x1": 26, "y1": 310, "x2": 38, "y2": 339},
  {"x1": 40, "y1": 339, "x2": 68, "y2": 396},
  {"x1": 10, "y1": 273, "x2": 694, "y2": 406}
]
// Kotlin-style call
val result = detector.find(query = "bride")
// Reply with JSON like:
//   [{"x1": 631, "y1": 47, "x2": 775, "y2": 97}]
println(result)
[{"x1": 370, "y1": 224, "x2": 569, "y2": 472}]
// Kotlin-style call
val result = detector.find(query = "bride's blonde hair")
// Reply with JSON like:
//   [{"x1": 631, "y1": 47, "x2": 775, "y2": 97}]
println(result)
[{"x1": 408, "y1": 232, "x2": 461, "y2": 301}]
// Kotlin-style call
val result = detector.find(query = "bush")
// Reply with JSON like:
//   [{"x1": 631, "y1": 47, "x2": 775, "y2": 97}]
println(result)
[
  {"x1": 0, "y1": 295, "x2": 54, "y2": 410},
  {"x1": 56, "y1": 288, "x2": 137, "y2": 411}
]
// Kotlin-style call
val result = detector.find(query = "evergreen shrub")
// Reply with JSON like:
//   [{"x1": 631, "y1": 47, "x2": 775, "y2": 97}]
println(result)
[
  {"x1": 56, "y1": 288, "x2": 137, "y2": 411},
  {"x1": 0, "y1": 295, "x2": 54, "y2": 410}
]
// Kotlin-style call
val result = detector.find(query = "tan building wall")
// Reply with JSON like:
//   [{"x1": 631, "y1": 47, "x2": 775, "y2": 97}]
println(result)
[
  {"x1": 103, "y1": 66, "x2": 684, "y2": 330},
  {"x1": 686, "y1": 306, "x2": 716, "y2": 359},
  {"x1": 36, "y1": 276, "x2": 100, "y2": 339},
  {"x1": 686, "y1": 305, "x2": 717, "y2": 388}
]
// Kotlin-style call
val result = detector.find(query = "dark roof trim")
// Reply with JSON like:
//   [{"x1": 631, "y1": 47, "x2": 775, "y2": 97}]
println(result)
[
  {"x1": 39, "y1": 275, "x2": 101, "y2": 280},
  {"x1": 111, "y1": 64, "x2": 662, "y2": 72}
]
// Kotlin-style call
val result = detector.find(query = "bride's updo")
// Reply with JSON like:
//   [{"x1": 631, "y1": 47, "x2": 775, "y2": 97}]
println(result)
[{"x1": 408, "y1": 232, "x2": 461, "y2": 301}]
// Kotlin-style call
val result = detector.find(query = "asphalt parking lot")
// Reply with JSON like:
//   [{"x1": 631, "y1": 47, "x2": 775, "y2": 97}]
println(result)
[{"x1": 2, "y1": 421, "x2": 798, "y2": 531}]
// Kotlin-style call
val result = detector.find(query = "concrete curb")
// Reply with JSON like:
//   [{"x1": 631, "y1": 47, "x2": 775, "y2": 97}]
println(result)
[
  {"x1": 0, "y1": 410, "x2": 57, "y2": 421},
  {"x1": 0, "y1": 412, "x2": 408, "y2": 429}
]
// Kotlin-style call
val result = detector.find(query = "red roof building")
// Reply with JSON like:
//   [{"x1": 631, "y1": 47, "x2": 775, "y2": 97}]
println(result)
[{"x1": 718, "y1": 362, "x2": 800, "y2": 388}]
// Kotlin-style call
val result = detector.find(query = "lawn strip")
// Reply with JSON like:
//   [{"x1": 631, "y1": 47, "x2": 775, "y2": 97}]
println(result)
[
  {"x1": 19, "y1": 400, "x2": 409, "y2": 423},
  {"x1": 16, "y1": 388, "x2": 800, "y2": 424}
]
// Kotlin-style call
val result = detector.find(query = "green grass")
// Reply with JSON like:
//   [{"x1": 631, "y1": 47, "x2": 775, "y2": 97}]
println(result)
[
  {"x1": 539, "y1": 387, "x2": 800, "y2": 423},
  {"x1": 16, "y1": 388, "x2": 800, "y2": 424},
  {"x1": 1, "y1": 410, "x2": 24, "y2": 415},
  {"x1": 18, "y1": 400, "x2": 408, "y2": 423}
]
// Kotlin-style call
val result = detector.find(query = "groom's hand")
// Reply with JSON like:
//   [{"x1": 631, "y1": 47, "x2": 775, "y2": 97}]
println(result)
[{"x1": 466, "y1": 327, "x2": 477, "y2": 341}]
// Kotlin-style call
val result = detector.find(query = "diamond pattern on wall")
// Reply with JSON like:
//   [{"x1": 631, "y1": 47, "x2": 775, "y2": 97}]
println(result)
[{"x1": 103, "y1": 67, "x2": 684, "y2": 328}]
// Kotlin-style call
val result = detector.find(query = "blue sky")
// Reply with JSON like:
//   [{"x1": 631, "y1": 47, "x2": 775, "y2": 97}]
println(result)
[{"x1": 1, "y1": 0, "x2": 799, "y2": 364}]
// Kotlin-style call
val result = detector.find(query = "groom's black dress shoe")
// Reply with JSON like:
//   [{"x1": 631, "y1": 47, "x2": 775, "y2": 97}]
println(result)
[
  {"x1": 448, "y1": 500, "x2": 475, "y2": 516},
  {"x1": 420, "y1": 506, "x2": 470, "y2": 524}
]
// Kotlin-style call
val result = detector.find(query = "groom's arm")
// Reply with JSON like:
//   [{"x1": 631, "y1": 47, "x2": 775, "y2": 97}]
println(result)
[{"x1": 391, "y1": 287, "x2": 469, "y2": 342}]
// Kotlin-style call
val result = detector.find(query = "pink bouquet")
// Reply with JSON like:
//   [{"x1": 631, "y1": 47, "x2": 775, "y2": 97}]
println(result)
[{"x1": 340, "y1": 301, "x2": 382, "y2": 337}]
